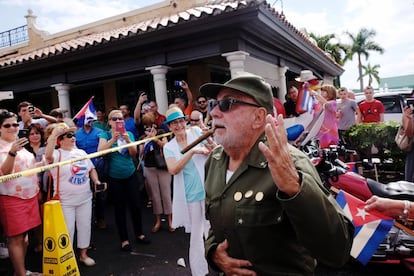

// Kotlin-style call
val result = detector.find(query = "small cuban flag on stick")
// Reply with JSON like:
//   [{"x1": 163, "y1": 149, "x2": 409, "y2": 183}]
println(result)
[
  {"x1": 73, "y1": 96, "x2": 97, "y2": 127},
  {"x1": 296, "y1": 82, "x2": 315, "y2": 115},
  {"x1": 336, "y1": 190, "x2": 394, "y2": 265}
]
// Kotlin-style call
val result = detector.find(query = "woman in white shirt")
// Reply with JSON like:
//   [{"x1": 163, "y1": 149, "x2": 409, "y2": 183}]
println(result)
[{"x1": 45, "y1": 123, "x2": 103, "y2": 267}]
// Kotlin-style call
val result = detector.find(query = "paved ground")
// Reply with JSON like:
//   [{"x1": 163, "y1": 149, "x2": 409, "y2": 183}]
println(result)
[{"x1": 1, "y1": 198, "x2": 413, "y2": 275}]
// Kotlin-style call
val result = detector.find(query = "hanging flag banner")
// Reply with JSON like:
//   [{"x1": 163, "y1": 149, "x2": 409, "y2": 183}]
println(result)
[{"x1": 43, "y1": 200, "x2": 80, "y2": 276}]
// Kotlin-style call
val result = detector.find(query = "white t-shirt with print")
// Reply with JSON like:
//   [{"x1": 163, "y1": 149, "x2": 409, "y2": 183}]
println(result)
[{"x1": 50, "y1": 148, "x2": 94, "y2": 205}]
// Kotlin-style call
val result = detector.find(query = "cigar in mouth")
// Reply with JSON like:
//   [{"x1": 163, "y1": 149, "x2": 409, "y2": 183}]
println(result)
[{"x1": 180, "y1": 127, "x2": 216, "y2": 154}]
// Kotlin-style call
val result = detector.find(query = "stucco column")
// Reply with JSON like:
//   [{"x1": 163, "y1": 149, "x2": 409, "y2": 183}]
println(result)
[
  {"x1": 222, "y1": 51, "x2": 250, "y2": 78},
  {"x1": 278, "y1": 66, "x2": 288, "y2": 101},
  {"x1": 145, "y1": 65, "x2": 170, "y2": 114},
  {"x1": 51, "y1": 83, "x2": 72, "y2": 117}
]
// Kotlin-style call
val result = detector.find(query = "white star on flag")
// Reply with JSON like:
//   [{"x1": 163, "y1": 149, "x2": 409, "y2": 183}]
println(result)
[{"x1": 356, "y1": 208, "x2": 369, "y2": 220}]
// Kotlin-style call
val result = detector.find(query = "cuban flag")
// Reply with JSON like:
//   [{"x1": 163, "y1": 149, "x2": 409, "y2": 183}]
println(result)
[
  {"x1": 73, "y1": 97, "x2": 97, "y2": 127},
  {"x1": 296, "y1": 82, "x2": 315, "y2": 114},
  {"x1": 336, "y1": 190, "x2": 394, "y2": 265}
]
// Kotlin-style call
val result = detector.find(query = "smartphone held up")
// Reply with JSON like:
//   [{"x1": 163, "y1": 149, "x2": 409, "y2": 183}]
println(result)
[
  {"x1": 28, "y1": 105, "x2": 35, "y2": 117},
  {"x1": 115, "y1": 120, "x2": 126, "y2": 134},
  {"x1": 18, "y1": 129, "x2": 28, "y2": 139}
]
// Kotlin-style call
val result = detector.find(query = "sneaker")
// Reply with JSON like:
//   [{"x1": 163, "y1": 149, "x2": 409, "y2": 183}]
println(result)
[
  {"x1": 25, "y1": 270, "x2": 42, "y2": 275},
  {"x1": 79, "y1": 256, "x2": 96, "y2": 267},
  {"x1": 0, "y1": 243, "x2": 8, "y2": 259}
]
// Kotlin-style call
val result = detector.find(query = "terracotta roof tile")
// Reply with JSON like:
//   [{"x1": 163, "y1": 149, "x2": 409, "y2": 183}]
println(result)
[{"x1": 0, "y1": 0, "x2": 334, "y2": 67}]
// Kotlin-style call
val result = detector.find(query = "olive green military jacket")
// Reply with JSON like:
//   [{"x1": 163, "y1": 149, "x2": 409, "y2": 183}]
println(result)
[{"x1": 204, "y1": 135, "x2": 354, "y2": 275}]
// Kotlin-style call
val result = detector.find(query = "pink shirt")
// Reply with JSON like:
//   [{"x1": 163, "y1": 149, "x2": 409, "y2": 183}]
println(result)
[
  {"x1": 0, "y1": 139, "x2": 39, "y2": 198},
  {"x1": 316, "y1": 100, "x2": 339, "y2": 148}
]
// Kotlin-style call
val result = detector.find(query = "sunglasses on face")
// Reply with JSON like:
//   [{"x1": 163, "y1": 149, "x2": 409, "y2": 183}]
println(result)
[
  {"x1": 60, "y1": 133, "x2": 75, "y2": 139},
  {"x1": 1, "y1": 123, "x2": 19, "y2": 128},
  {"x1": 198, "y1": 101, "x2": 206, "y2": 104},
  {"x1": 208, "y1": 98, "x2": 261, "y2": 112},
  {"x1": 190, "y1": 119, "x2": 200, "y2": 122},
  {"x1": 110, "y1": 117, "x2": 123, "y2": 121}
]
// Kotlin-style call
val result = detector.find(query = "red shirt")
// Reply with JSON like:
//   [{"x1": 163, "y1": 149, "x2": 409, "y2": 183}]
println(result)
[
  {"x1": 358, "y1": 100, "x2": 385, "y2": 123},
  {"x1": 273, "y1": 98, "x2": 286, "y2": 118},
  {"x1": 155, "y1": 112, "x2": 166, "y2": 128}
]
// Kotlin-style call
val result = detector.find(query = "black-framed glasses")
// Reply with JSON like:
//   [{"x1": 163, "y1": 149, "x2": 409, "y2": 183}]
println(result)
[
  {"x1": 1, "y1": 123, "x2": 19, "y2": 128},
  {"x1": 59, "y1": 133, "x2": 75, "y2": 139},
  {"x1": 110, "y1": 117, "x2": 123, "y2": 121},
  {"x1": 208, "y1": 98, "x2": 261, "y2": 112}
]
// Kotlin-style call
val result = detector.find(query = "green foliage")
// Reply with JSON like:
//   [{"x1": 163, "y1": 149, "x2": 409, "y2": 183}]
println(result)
[
  {"x1": 360, "y1": 63, "x2": 381, "y2": 86},
  {"x1": 344, "y1": 122, "x2": 405, "y2": 170},
  {"x1": 344, "y1": 28, "x2": 384, "y2": 92}
]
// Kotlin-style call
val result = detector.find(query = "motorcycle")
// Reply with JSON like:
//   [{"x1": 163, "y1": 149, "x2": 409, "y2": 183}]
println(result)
[{"x1": 300, "y1": 140, "x2": 414, "y2": 271}]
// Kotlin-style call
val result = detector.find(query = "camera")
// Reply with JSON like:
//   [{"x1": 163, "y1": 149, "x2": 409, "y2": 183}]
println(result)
[{"x1": 174, "y1": 80, "x2": 183, "y2": 86}]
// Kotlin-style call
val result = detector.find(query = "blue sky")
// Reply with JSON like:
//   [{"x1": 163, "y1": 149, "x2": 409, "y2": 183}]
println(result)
[{"x1": 0, "y1": 0, "x2": 413, "y2": 91}]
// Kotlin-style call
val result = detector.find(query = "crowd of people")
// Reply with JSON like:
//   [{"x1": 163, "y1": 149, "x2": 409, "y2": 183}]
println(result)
[{"x1": 1, "y1": 71, "x2": 412, "y2": 276}]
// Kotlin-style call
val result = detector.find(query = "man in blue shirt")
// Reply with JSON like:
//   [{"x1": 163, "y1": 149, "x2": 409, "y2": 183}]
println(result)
[{"x1": 120, "y1": 104, "x2": 140, "y2": 140}]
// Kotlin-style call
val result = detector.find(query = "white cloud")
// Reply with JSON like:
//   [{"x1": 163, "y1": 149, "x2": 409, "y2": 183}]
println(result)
[
  {"x1": 1, "y1": 0, "x2": 413, "y2": 91},
  {"x1": 282, "y1": 0, "x2": 414, "y2": 90}
]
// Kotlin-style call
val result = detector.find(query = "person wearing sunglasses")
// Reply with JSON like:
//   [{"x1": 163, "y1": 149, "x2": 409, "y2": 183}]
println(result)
[
  {"x1": 0, "y1": 110, "x2": 42, "y2": 276},
  {"x1": 200, "y1": 73, "x2": 354, "y2": 275},
  {"x1": 189, "y1": 110, "x2": 204, "y2": 128},
  {"x1": 195, "y1": 95, "x2": 208, "y2": 120},
  {"x1": 163, "y1": 106, "x2": 213, "y2": 276},
  {"x1": 98, "y1": 110, "x2": 150, "y2": 252},
  {"x1": 45, "y1": 123, "x2": 104, "y2": 267}
]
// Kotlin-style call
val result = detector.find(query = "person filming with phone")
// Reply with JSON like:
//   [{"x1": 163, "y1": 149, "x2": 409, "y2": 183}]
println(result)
[
  {"x1": 17, "y1": 101, "x2": 57, "y2": 129},
  {"x1": 98, "y1": 110, "x2": 150, "y2": 252}
]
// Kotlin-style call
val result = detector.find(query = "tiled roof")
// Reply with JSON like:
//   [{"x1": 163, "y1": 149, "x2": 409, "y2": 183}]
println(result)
[{"x1": 0, "y1": 0, "x2": 330, "y2": 67}]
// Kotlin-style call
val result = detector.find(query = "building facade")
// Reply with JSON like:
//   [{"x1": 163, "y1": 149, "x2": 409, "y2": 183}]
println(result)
[{"x1": 0, "y1": 0, "x2": 343, "y2": 116}]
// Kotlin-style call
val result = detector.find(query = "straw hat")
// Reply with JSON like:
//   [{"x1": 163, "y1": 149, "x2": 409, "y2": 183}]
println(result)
[
  {"x1": 165, "y1": 107, "x2": 187, "y2": 124},
  {"x1": 295, "y1": 70, "x2": 317, "y2": 82}
]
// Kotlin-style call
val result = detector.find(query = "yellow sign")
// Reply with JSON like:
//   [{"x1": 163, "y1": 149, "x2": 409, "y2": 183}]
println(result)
[{"x1": 43, "y1": 200, "x2": 80, "y2": 276}]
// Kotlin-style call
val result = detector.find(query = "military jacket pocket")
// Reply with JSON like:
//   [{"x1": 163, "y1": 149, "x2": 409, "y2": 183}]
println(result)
[{"x1": 234, "y1": 205, "x2": 283, "y2": 227}]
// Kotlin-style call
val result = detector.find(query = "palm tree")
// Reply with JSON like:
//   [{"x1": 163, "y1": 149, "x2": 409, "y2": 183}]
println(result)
[
  {"x1": 309, "y1": 33, "x2": 349, "y2": 87},
  {"x1": 345, "y1": 28, "x2": 384, "y2": 92},
  {"x1": 358, "y1": 63, "x2": 381, "y2": 87},
  {"x1": 309, "y1": 33, "x2": 348, "y2": 66}
]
